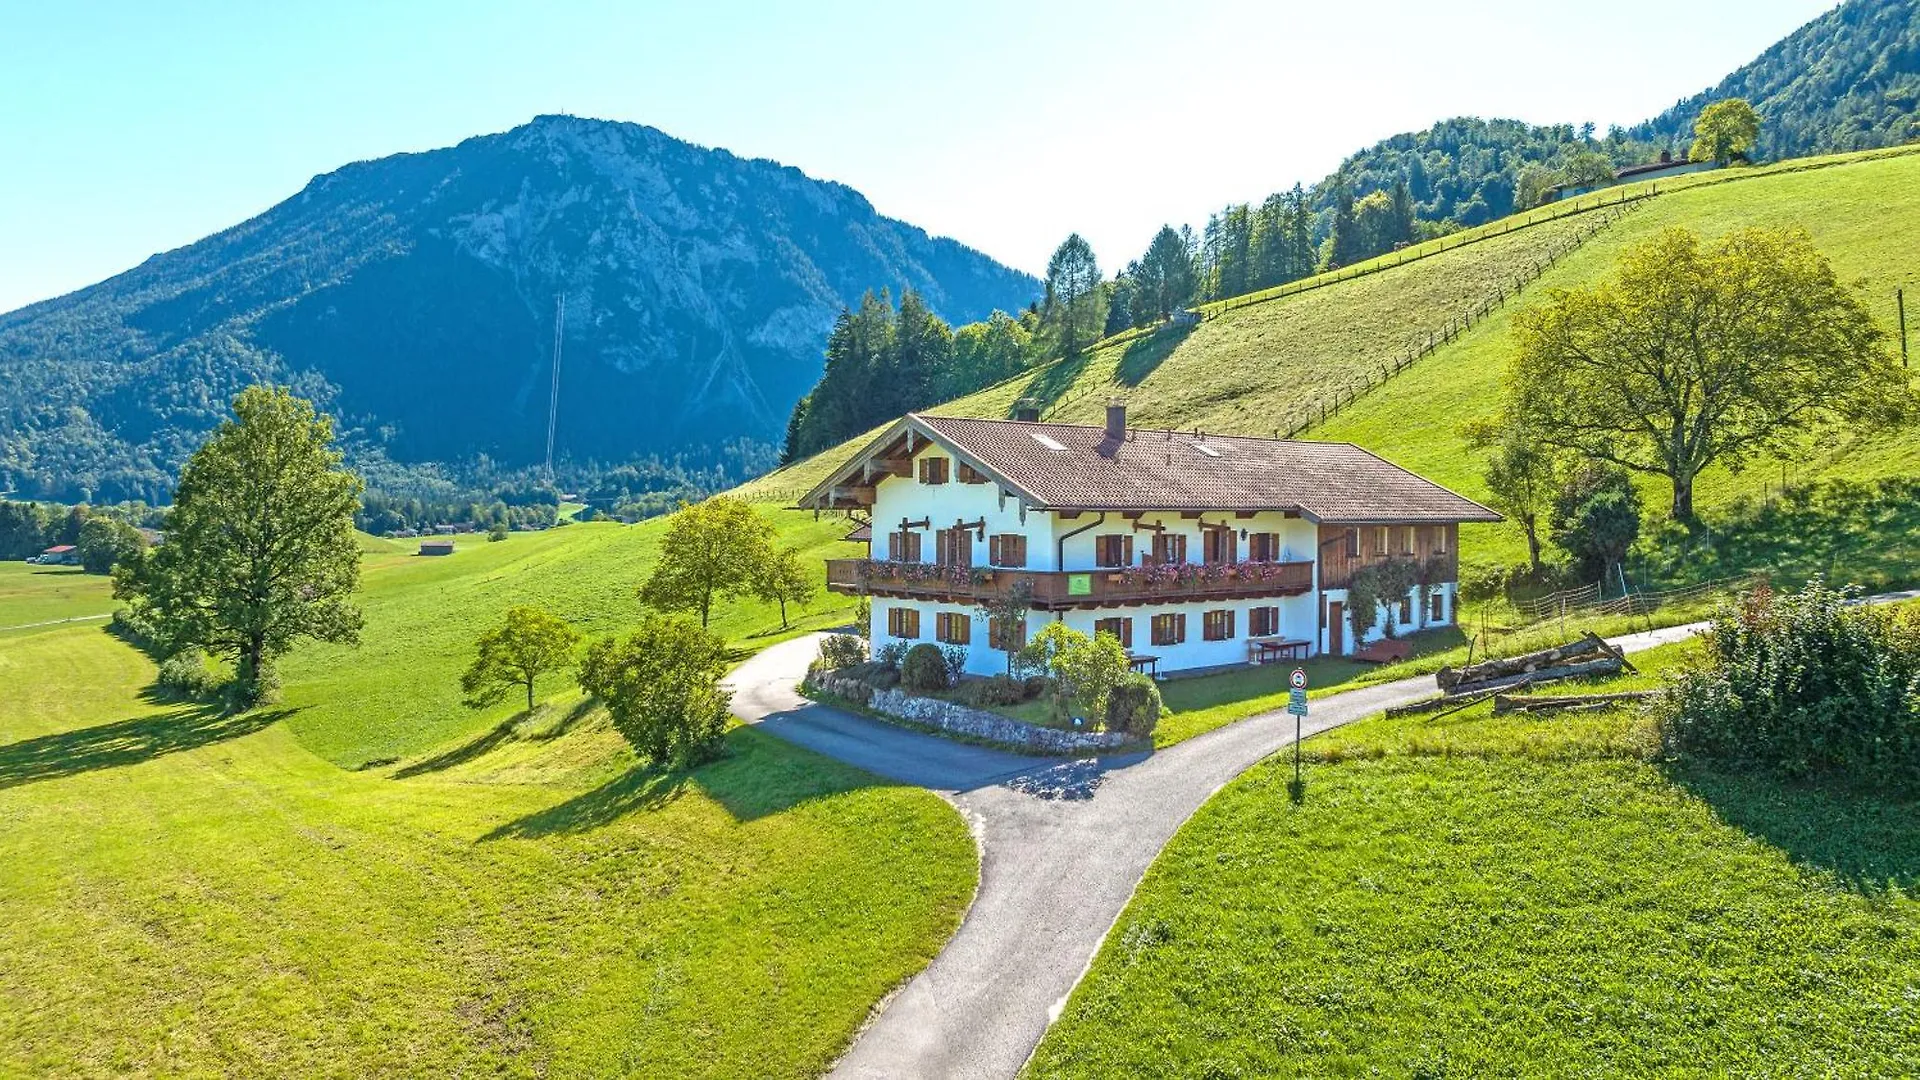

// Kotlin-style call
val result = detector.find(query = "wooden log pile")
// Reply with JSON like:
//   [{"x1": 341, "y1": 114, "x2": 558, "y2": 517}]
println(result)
[
  {"x1": 1435, "y1": 631, "x2": 1635, "y2": 696},
  {"x1": 1491, "y1": 690, "x2": 1657, "y2": 715}
]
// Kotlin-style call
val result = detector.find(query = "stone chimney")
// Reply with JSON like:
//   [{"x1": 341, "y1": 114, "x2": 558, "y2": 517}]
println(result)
[
  {"x1": 1013, "y1": 405, "x2": 1040, "y2": 422},
  {"x1": 1105, "y1": 401, "x2": 1128, "y2": 440}
]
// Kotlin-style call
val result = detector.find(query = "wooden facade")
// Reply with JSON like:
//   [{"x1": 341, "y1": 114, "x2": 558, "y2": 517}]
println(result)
[
  {"x1": 1316, "y1": 522, "x2": 1458, "y2": 590},
  {"x1": 824, "y1": 558, "x2": 1313, "y2": 611}
]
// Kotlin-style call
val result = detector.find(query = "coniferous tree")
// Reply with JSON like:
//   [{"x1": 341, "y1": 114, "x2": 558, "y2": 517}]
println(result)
[
  {"x1": 1043, "y1": 233, "x2": 1102, "y2": 358},
  {"x1": 1135, "y1": 226, "x2": 1195, "y2": 322},
  {"x1": 1328, "y1": 176, "x2": 1366, "y2": 269}
]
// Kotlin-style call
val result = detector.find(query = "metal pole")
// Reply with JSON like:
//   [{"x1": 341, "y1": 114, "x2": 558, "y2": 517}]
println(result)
[{"x1": 1899, "y1": 288, "x2": 1909, "y2": 367}]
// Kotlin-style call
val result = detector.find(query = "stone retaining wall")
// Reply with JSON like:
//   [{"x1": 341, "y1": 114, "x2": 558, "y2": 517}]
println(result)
[{"x1": 804, "y1": 673, "x2": 1132, "y2": 754}]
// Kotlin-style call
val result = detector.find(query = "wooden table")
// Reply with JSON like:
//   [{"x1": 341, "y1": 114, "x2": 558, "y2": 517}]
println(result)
[
  {"x1": 1127, "y1": 654, "x2": 1161, "y2": 679},
  {"x1": 1249, "y1": 638, "x2": 1311, "y2": 664}
]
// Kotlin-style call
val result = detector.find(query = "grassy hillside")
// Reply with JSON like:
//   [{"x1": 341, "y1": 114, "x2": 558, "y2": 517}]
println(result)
[
  {"x1": 748, "y1": 147, "x2": 1920, "y2": 591},
  {"x1": 1029, "y1": 638, "x2": 1920, "y2": 1076},
  {"x1": 0, "y1": 518, "x2": 969, "y2": 1078}
]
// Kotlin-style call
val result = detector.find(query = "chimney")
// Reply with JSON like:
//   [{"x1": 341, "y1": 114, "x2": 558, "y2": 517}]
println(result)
[
  {"x1": 1013, "y1": 405, "x2": 1040, "y2": 422},
  {"x1": 1105, "y1": 401, "x2": 1128, "y2": 440}
]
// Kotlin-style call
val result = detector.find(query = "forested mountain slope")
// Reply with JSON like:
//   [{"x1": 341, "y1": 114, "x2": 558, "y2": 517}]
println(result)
[{"x1": 0, "y1": 115, "x2": 1037, "y2": 504}]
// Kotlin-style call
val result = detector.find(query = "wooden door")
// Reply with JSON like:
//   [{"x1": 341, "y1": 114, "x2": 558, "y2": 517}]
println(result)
[{"x1": 1328, "y1": 601, "x2": 1344, "y2": 655}]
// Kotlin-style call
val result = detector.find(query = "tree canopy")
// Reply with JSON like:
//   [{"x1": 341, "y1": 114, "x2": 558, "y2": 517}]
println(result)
[
  {"x1": 113, "y1": 386, "x2": 364, "y2": 697},
  {"x1": 1690, "y1": 98, "x2": 1761, "y2": 164},
  {"x1": 578, "y1": 614, "x2": 734, "y2": 767},
  {"x1": 1501, "y1": 226, "x2": 1907, "y2": 521},
  {"x1": 460, "y1": 605, "x2": 583, "y2": 713},
  {"x1": 1043, "y1": 233, "x2": 1103, "y2": 358},
  {"x1": 639, "y1": 496, "x2": 775, "y2": 626}
]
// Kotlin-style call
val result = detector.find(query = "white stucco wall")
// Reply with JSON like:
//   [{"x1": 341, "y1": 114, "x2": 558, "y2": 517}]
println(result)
[
  {"x1": 871, "y1": 444, "x2": 1050, "y2": 567},
  {"x1": 1318, "y1": 582, "x2": 1455, "y2": 654}
]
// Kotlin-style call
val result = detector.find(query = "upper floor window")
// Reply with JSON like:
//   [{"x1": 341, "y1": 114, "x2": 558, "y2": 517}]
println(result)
[
  {"x1": 1094, "y1": 617, "x2": 1133, "y2": 650},
  {"x1": 957, "y1": 462, "x2": 987, "y2": 484},
  {"x1": 1432, "y1": 525, "x2": 1450, "y2": 554},
  {"x1": 935, "y1": 528, "x2": 972, "y2": 568},
  {"x1": 1202, "y1": 609, "x2": 1236, "y2": 641},
  {"x1": 888, "y1": 530, "x2": 923, "y2": 562},
  {"x1": 1396, "y1": 526, "x2": 1416, "y2": 555},
  {"x1": 1248, "y1": 532, "x2": 1280, "y2": 561},
  {"x1": 1370, "y1": 526, "x2": 1389, "y2": 556},
  {"x1": 1094, "y1": 534, "x2": 1133, "y2": 568},
  {"x1": 988, "y1": 533, "x2": 1028, "y2": 568},
  {"x1": 919, "y1": 457, "x2": 949, "y2": 485},
  {"x1": 1203, "y1": 527, "x2": 1235, "y2": 565},
  {"x1": 1151, "y1": 532, "x2": 1187, "y2": 565}
]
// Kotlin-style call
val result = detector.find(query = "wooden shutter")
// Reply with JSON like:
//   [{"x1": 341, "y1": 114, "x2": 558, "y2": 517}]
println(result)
[{"x1": 935, "y1": 529, "x2": 952, "y2": 566}]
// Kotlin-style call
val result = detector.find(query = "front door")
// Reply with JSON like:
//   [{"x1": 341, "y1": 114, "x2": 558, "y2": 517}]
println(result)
[{"x1": 1328, "y1": 601, "x2": 1345, "y2": 655}]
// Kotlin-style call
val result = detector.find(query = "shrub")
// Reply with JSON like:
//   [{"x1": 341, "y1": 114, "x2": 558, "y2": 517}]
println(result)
[
  {"x1": 487, "y1": 523, "x2": 509, "y2": 542},
  {"x1": 958, "y1": 674, "x2": 1027, "y2": 708},
  {"x1": 875, "y1": 641, "x2": 910, "y2": 670},
  {"x1": 900, "y1": 643, "x2": 951, "y2": 693},
  {"x1": 1018, "y1": 622, "x2": 1129, "y2": 720},
  {"x1": 865, "y1": 667, "x2": 901, "y2": 691},
  {"x1": 156, "y1": 649, "x2": 221, "y2": 699},
  {"x1": 1459, "y1": 562, "x2": 1515, "y2": 604},
  {"x1": 940, "y1": 646, "x2": 969, "y2": 684},
  {"x1": 579, "y1": 615, "x2": 734, "y2": 767},
  {"x1": 1656, "y1": 579, "x2": 1920, "y2": 791},
  {"x1": 1105, "y1": 673, "x2": 1162, "y2": 738},
  {"x1": 817, "y1": 633, "x2": 867, "y2": 671},
  {"x1": 1022, "y1": 675, "x2": 1054, "y2": 701}
]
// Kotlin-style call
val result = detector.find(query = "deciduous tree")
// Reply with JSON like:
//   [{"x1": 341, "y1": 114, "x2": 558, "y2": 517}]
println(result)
[
  {"x1": 1502, "y1": 226, "x2": 1905, "y2": 522},
  {"x1": 579, "y1": 615, "x2": 733, "y2": 767},
  {"x1": 461, "y1": 605, "x2": 583, "y2": 713},
  {"x1": 639, "y1": 496, "x2": 775, "y2": 626},
  {"x1": 113, "y1": 386, "x2": 363, "y2": 701},
  {"x1": 1690, "y1": 98, "x2": 1760, "y2": 165},
  {"x1": 752, "y1": 544, "x2": 817, "y2": 630},
  {"x1": 1463, "y1": 417, "x2": 1558, "y2": 575}
]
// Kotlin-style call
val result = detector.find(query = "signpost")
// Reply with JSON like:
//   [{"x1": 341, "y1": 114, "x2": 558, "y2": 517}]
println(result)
[{"x1": 1285, "y1": 667, "x2": 1308, "y2": 802}]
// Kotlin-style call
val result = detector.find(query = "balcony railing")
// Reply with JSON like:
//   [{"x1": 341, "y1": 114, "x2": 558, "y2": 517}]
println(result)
[{"x1": 825, "y1": 558, "x2": 1315, "y2": 609}]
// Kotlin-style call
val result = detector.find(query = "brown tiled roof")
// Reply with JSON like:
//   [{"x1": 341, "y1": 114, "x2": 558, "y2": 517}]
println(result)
[{"x1": 804, "y1": 413, "x2": 1500, "y2": 524}]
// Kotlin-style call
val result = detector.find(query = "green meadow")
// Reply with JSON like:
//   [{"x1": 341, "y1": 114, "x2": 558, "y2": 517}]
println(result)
[
  {"x1": 0, "y1": 516, "x2": 975, "y2": 1078},
  {"x1": 1029, "y1": 637, "x2": 1920, "y2": 1077}
]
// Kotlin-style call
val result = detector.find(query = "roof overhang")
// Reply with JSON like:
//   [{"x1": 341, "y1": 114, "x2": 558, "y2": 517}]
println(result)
[{"x1": 793, "y1": 414, "x2": 1048, "y2": 512}]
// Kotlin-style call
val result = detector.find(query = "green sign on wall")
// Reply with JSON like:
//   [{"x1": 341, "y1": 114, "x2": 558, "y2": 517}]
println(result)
[{"x1": 1067, "y1": 573, "x2": 1092, "y2": 596}]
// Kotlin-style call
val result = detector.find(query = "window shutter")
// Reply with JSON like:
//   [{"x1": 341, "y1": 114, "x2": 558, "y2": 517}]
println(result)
[
  {"x1": 1177, "y1": 613, "x2": 1187, "y2": 642},
  {"x1": 1123, "y1": 535, "x2": 1134, "y2": 565}
]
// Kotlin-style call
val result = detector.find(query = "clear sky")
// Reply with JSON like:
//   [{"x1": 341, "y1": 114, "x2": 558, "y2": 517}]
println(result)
[{"x1": 1, "y1": 0, "x2": 1836, "y2": 313}]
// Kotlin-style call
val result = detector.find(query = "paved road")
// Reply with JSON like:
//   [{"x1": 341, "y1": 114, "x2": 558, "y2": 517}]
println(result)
[{"x1": 725, "y1": 622, "x2": 1712, "y2": 1079}]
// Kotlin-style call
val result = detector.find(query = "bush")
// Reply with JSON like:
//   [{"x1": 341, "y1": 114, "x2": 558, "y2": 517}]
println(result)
[
  {"x1": 817, "y1": 633, "x2": 867, "y2": 671},
  {"x1": 1022, "y1": 675, "x2": 1054, "y2": 701},
  {"x1": 487, "y1": 523, "x2": 509, "y2": 542},
  {"x1": 900, "y1": 643, "x2": 951, "y2": 693},
  {"x1": 940, "y1": 646, "x2": 969, "y2": 684},
  {"x1": 1105, "y1": 674, "x2": 1162, "y2": 738},
  {"x1": 865, "y1": 667, "x2": 900, "y2": 691},
  {"x1": 958, "y1": 674, "x2": 1027, "y2": 708},
  {"x1": 579, "y1": 615, "x2": 734, "y2": 767},
  {"x1": 156, "y1": 649, "x2": 221, "y2": 699},
  {"x1": 875, "y1": 640, "x2": 909, "y2": 670},
  {"x1": 1656, "y1": 579, "x2": 1920, "y2": 790},
  {"x1": 1459, "y1": 562, "x2": 1516, "y2": 604}
]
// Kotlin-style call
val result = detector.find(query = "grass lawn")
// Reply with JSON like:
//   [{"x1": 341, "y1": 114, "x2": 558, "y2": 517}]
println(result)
[
  {"x1": 0, "y1": 518, "x2": 976, "y2": 1078},
  {"x1": 0, "y1": 562, "x2": 114, "y2": 631},
  {"x1": 1027, "y1": 638, "x2": 1920, "y2": 1077}
]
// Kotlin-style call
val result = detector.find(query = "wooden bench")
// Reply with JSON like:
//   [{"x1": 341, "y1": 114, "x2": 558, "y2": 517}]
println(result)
[
  {"x1": 1127, "y1": 654, "x2": 1161, "y2": 679},
  {"x1": 1248, "y1": 637, "x2": 1311, "y2": 664}
]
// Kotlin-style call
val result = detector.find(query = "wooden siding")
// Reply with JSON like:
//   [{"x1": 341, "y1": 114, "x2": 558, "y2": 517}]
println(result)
[{"x1": 1317, "y1": 522, "x2": 1458, "y2": 589}]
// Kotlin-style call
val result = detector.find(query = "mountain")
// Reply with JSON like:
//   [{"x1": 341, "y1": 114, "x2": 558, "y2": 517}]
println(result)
[
  {"x1": 1312, "y1": 0, "x2": 1918, "y2": 231},
  {"x1": 0, "y1": 115, "x2": 1038, "y2": 503},
  {"x1": 1630, "y1": 0, "x2": 1920, "y2": 158}
]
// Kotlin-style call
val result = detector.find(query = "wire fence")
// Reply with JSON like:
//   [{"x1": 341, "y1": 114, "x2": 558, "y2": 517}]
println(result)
[
  {"x1": 1518, "y1": 574, "x2": 1754, "y2": 623},
  {"x1": 1270, "y1": 198, "x2": 1648, "y2": 440}
]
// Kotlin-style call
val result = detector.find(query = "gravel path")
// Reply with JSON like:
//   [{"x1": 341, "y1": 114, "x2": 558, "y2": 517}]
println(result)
[{"x1": 726, "y1": 622, "x2": 1712, "y2": 1079}]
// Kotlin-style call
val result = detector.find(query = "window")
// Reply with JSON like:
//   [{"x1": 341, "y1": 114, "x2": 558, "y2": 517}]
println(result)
[
  {"x1": 1151, "y1": 613, "x2": 1186, "y2": 646},
  {"x1": 957, "y1": 461, "x2": 987, "y2": 484},
  {"x1": 1094, "y1": 617, "x2": 1133, "y2": 649},
  {"x1": 1370, "y1": 526, "x2": 1389, "y2": 556},
  {"x1": 1094, "y1": 534, "x2": 1133, "y2": 568},
  {"x1": 1397, "y1": 526, "x2": 1416, "y2": 555},
  {"x1": 935, "y1": 528, "x2": 971, "y2": 568},
  {"x1": 1248, "y1": 532, "x2": 1280, "y2": 561},
  {"x1": 1249, "y1": 606, "x2": 1279, "y2": 637},
  {"x1": 1344, "y1": 528, "x2": 1360, "y2": 558},
  {"x1": 1433, "y1": 525, "x2": 1450, "y2": 554},
  {"x1": 1203, "y1": 609, "x2": 1236, "y2": 641},
  {"x1": 1150, "y1": 532, "x2": 1187, "y2": 565},
  {"x1": 887, "y1": 607, "x2": 921, "y2": 639},
  {"x1": 888, "y1": 530, "x2": 923, "y2": 562},
  {"x1": 989, "y1": 533, "x2": 1028, "y2": 567},
  {"x1": 1429, "y1": 590, "x2": 1447, "y2": 623},
  {"x1": 1203, "y1": 527, "x2": 1235, "y2": 565},
  {"x1": 988, "y1": 615, "x2": 1025, "y2": 652},
  {"x1": 918, "y1": 457, "x2": 949, "y2": 485},
  {"x1": 936, "y1": 612, "x2": 971, "y2": 645}
]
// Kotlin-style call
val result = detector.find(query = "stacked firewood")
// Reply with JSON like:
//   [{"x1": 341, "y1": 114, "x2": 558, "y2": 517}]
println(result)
[{"x1": 1435, "y1": 631, "x2": 1635, "y2": 697}]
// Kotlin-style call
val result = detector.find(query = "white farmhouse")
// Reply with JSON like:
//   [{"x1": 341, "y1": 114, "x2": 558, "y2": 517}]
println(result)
[{"x1": 798, "y1": 405, "x2": 1500, "y2": 678}]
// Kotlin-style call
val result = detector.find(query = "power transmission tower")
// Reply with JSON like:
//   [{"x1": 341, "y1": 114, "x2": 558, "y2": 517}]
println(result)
[{"x1": 545, "y1": 293, "x2": 565, "y2": 484}]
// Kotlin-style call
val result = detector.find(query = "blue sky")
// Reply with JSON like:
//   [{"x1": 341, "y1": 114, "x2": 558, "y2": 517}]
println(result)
[{"x1": 1, "y1": 0, "x2": 1836, "y2": 312}]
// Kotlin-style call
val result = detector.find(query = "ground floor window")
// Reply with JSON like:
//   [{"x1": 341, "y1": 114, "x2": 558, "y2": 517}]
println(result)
[
  {"x1": 1202, "y1": 609, "x2": 1236, "y2": 641},
  {"x1": 936, "y1": 611, "x2": 971, "y2": 645},
  {"x1": 887, "y1": 606, "x2": 921, "y2": 639},
  {"x1": 1094, "y1": 617, "x2": 1133, "y2": 649},
  {"x1": 1249, "y1": 606, "x2": 1279, "y2": 637},
  {"x1": 1429, "y1": 590, "x2": 1446, "y2": 623},
  {"x1": 1151, "y1": 612, "x2": 1186, "y2": 646},
  {"x1": 988, "y1": 615, "x2": 1025, "y2": 652}
]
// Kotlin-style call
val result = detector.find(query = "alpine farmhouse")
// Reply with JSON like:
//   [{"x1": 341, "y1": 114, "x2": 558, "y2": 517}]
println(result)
[{"x1": 799, "y1": 406, "x2": 1500, "y2": 677}]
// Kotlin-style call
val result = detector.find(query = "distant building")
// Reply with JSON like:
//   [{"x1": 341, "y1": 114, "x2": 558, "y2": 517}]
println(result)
[
  {"x1": 37, "y1": 544, "x2": 79, "y2": 565},
  {"x1": 418, "y1": 539, "x2": 456, "y2": 556},
  {"x1": 1549, "y1": 150, "x2": 1719, "y2": 202}
]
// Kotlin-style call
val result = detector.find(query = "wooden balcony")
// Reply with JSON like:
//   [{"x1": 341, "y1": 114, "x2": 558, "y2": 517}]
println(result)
[{"x1": 825, "y1": 558, "x2": 1315, "y2": 611}]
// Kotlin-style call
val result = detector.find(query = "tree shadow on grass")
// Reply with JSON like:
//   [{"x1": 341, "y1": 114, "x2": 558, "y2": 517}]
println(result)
[
  {"x1": 1111, "y1": 322, "x2": 1194, "y2": 387},
  {"x1": 393, "y1": 719, "x2": 518, "y2": 778},
  {"x1": 0, "y1": 705, "x2": 295, "y2": 790},
  {"x1": 480, "y1": 726, "x2": 881, "y2": 840},
  {"x1": 1666, "y1": 762, "x2": 1920, "y2": 895}
]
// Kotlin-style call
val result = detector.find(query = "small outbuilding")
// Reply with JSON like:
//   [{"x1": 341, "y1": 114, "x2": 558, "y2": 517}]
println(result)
[{"x1": 418, "y1": 539, "x2": 455, "y2": 556}]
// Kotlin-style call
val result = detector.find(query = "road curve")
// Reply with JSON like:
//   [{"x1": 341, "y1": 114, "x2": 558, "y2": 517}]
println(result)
[{"x1": 726, "y1": 623, "x2": 1708, "y2": 1079}]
